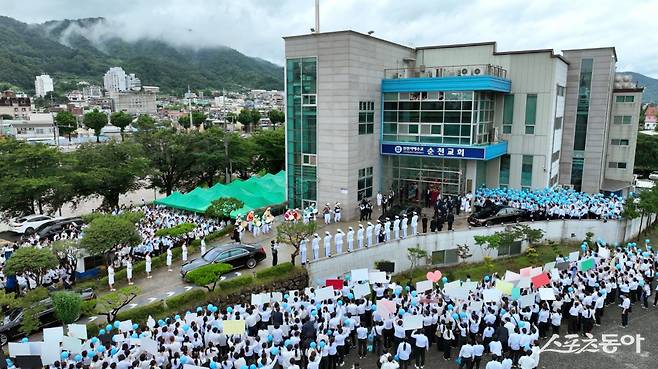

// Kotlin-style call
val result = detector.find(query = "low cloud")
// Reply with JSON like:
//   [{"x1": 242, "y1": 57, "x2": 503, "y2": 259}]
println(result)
[{"x1": 2, "y1": 0, "x2": 657, "y2": 76}]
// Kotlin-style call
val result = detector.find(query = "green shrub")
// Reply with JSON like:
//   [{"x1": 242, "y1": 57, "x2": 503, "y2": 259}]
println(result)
[
  {"x1": 80, "y1": 299, "x2": 97, "y2": 317},
  {"x1": 256, "y1": 262, "x2": 294, "y2": 279},
  {"x1": 116, "y1": 300, "x2": 165, "y2": 322},
  {"x1": 155, "y1": 222, "x2": 196, "y2": 237},
  {"x1": 217, "y1": 275, "x2": 255, "y2": 290},
  {"x1": 52, "y1": 291, "x2": 82, "y2": 324},
  {"x1": 185, "y1": 263, "x2": 232, "y2": 287},
  {"x1": 166, "y1": 289, "x2": 207, "y2": 310}
]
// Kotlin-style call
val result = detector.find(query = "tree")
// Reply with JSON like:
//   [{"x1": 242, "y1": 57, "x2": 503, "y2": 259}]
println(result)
[
  {"x1": 187, "y1": 129, "x2": 229, "y2": 187},
  {"x1": 238, "y1": 108, "x2": 260, "y2": 132},
  {"x1": 136, "y1": 129, "x2": 197, "y2": 195},
  {"x1": 407, "y1": 245, "x2": 428, "y2": 278},
  {"x1": 4, "y1": 247, "x2": 58, "y2": 285},
  {"x1": 638, "y1": 185, "x2": 658, "y2": 236},
  {"x1": 134, "y1": 114, "x2": 156, "y2": 131},
  {"x1": 276, "y1": 221, "x2": 317, "y2": 265},
  {"x1": 72, "y1": 141, "x2": 150, "y2": 209},
  {"x1": 1, "y1": 114, "x2": 13, "y2": 120},
  {"x1": 94, "y1": 286, "x2": 140, "y2": 322},
  {"x1": 634, "y1": 134, "x2": 658, "y2": 174},
  {"x1": 0, "y1": 139, "x2": 74, "y2": 217},
  {"x1": 178, "y1": 111, "x2": 206, "y2": 129},
  {"x1": 268, "y1": 109, "x2": 285, "y2": 127},
  {"x1": 54, "y1": 111, "x2": 77, "y2": 140},
  {"x1": 206, "y1": 197, "x2": 245, "y2": 220},
  {"x1": 52, "y1": 291, "x2": 82, "y2": 324},
  {"x1": 17, "y1": 288, "x2": 49, "y2": 335},
  {"x1": 80, "y1": 215, "x2": 141, "y2": 256},
  {"x1": 250, "y1": 128, "x2": 285, "y2": 173},
  {"x1": 185, "y1": 263, "x2": 232, "y2": 291},
  {"x1": 83, "y1": 109, "x2": 108, "y2": 143},
  {"x1": 110, "y1": 111, "x2": 133, "y2": 141},
  {"x1": 51, "y1": 240, "x2": 82, "y2": 270}
]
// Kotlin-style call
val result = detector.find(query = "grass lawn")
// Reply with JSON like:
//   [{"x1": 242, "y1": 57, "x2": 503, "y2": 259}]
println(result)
[{"x1": 393, "y1": 242, "x2": 581, "y2": 285}]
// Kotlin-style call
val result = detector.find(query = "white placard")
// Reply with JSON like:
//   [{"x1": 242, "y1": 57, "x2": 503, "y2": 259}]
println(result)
[
  {"x1": 538, "y1": 288, "x2": 556, "y2": 301},
  {"x1": 543, "y1": 262, "x2": 556, "y2": 273},
  {"x1": 530, "y1": 267, "x2": 543, "y2": 277},
  {"x1": 462, "y1": 282, "x2": 478, "y2": 292},
  {"x1": 598, "y1": 247, "x2": 610, "y2": 259},
  {"x1": 504, "y1": 270, "x2": 522, "y2": 282},
  {"x1": 483, "y1": 289, "x2": 502, "y2": 302},
  {"x1": 519, "y1": 293, "x2": 535, "y2": 308},
  {"x1": 251, "y1": 293, "x2": 264, "y2": 305},
  {"x1": 368, "y1": 271, "x2": 388, "y2": 284},
  {"x1": 402, "y1": 315, "x2": 423, "y2": 330},
  {"x1": 444, "y1": 280, "x2": 461, "y2": 290},
  {"x1": 29, "y1": 342, "x2": 43, "y2": 355},
  {"x1": 43, "y1": 327, "x2": 64, "y2": 343},
  {"x1": 141, "y1": 337, "x2": 158, "y2": 353},
  {"x1": 516, "y1": 277, "x2": 531, "y2": 289},
  {"x1": 353, "y1": 283, "x2": 371, "y2": 299},
  {"x1": 470, "y1": 301, "x2": 484, "y2": 312},
  {"x1": 446, "y1": 287, "x2": 469, "y2": 301},
  {"x1": 351, "y1": 268, "x2": 369, "y2": 282},
  {"x1": 62, "y1": 335, "x2": 82, "y2": 354},
  {"x1": 41, "y1": 342, "x2": 61, "y2": 365},
  {"x1": 315, "y1": 286, "x2": 334, "y2": 301},
  {"x1": 415, "y1": 280, "x2": 433, "y2": 293},
  {"x1": 569, "y1": 251, "x2": 580, "y2": 262},
  {"x1": 68, "y1": 324, "x2": 88, "y2": 340},
  {"x1": 119, "y1": 320, "x2": 134, "y2": 333},
  {"x1": 8, "y1": 342, "x2": 31, "y2": 357},
  {"x1": 550, "y1": 268, "x2": 560, "y2": 280},
  {"x1": 271, "y1": 292, "x2": 283, "y2": 303}
]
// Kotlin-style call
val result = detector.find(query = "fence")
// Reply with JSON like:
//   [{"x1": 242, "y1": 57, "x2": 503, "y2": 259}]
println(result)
[{"x1": 305, "y1": 216, "x2": 655, "y2": 284}]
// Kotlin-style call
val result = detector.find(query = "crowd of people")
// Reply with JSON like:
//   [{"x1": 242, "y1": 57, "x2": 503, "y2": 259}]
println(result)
[
  {"x1": 2, "y1": 204, "x2": 225, "y2": 295},
  {"x1": 9, "y1": 237, "x2": 658, "y2": 369},
  {"x1": 474, "y1": 187, "x2": 625, "y2": 221}
]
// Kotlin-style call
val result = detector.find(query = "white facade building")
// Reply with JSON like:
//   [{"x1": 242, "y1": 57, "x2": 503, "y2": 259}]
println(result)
[{"x1": 34, "y1": 74, "x2": 54, "y2": 98}]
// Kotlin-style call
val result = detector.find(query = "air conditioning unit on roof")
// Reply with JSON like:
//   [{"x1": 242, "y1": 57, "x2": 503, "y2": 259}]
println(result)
[
  {"x1": 460, "y1": 68, "x2": 470, "y2": 76},
  {"x1": 471, "y1": 67, "x2": 483, "y2": 76}
]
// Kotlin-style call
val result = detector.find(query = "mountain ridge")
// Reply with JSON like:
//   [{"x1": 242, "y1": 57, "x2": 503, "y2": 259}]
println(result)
[
  {"x1": 620, "y1": 71, "x2": 658, "y2": 104},
  {"x1": 0, "y1": 15, "x2": 283, "y2": 95}
]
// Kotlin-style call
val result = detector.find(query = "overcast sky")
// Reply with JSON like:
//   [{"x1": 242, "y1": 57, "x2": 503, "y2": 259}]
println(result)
[{"x1": 3, "y1": 0, "x2": 657, "y2": 77}]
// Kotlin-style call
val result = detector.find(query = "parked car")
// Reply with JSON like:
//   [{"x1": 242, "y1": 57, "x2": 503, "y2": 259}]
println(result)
[
  {"x1": 180, "y1": 243, "x2": 267, "y2": 277},
  {"x1": 649, "y1": 171, "x2": 658, "y2": 181},
  {"x1": 378, "y1": 204, "x2": 423, "y2": 223},
  {"x1": 0, "y1": 288, "x2": 95, "y2": 347},
  {"x1": 9, "y1": 214, "x2": 56, "y2": 235},
  {"x1": 467, "y1": 205, "x2": 529, "y2": 227},
  {"x1": 29, "y1": 217, "x2": 85, "y2": 241}
]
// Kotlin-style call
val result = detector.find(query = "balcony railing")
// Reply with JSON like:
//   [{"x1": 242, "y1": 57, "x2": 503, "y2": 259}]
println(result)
[{"x1": 384, "y1": 64, "x2": 507, "y2": 80}]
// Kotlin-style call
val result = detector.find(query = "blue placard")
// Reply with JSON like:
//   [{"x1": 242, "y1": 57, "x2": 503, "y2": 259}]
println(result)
[{"x1": 381, "y1": 143, "x2": 486, "y2": 159}]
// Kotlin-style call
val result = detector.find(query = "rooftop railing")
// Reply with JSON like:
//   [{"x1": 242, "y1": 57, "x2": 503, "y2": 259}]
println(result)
[{"x1": 384, "y1": 64, "x2": 508, "y2": 80}]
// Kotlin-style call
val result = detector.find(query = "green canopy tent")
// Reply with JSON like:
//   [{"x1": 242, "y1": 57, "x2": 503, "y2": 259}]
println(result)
[{"x1": 153, "y1": 171, "x2": 286, "y2": 217}]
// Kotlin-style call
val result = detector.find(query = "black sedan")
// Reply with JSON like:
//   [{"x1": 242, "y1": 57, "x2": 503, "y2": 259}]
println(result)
[
  {"x1": 467, "y1": 205, "x2": 529, "y2": 227},
  {"x1": 1, "y1": 288, "x2": 95, "y2": 346},
  {"x1": 378, "y1": 204, "x2": 423, "y2": 223},
  {"x1": 180, "y1": 243, "x2": 267, "y2": 277}
]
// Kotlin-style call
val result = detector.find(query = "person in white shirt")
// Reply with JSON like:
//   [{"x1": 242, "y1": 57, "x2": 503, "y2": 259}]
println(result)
[
  {"x1": 489, "y1": 336, "x2": 502, "y2": 360},
  {"x1": 485, "y1": 359, "x2": 503, "y2": 369},
  {"x1": 107, "y1": 265, "x2": 115, "y2": 291},
  {"x1": 145, "y1": 253, "x2": 152, "y2": 279},
  {"x1": 380, "y1": 354, "x2": 399, "y2": 369},
  {"x1": 457, "y1": 339, "x2": 474, "y2": 369},
  {"x1": 396, "y1": 340, "x2": 412, "y2": 369},
  {"x1": 410, "y1": 330, "x2": 428, "y2": 368},
  {"x1": 166, "y1": 247, "x2": 173, "y2": 272},
  {"x1": 518, "y1": 349, "x2": 535, "y2": 369},
  {"x1": 620, "y1": 295, "x2": 631, "y2": 327}
]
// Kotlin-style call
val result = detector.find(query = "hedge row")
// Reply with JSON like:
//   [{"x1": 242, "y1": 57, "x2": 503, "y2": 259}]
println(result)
[
  {"x1": 154, "y1": 222, "x2": 196, "y2": 238},
  {"x1": 88, "y1": 262, "x2": 303, "y2": 336}
]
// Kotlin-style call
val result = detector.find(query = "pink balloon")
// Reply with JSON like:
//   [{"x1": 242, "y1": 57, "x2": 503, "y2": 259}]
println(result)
[{"x1": 426, "y1": 270, "x2": 442, "y2": 283}]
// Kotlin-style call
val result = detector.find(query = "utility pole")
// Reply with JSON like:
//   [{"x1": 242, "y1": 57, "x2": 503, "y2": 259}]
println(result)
[{"x1": 315, "y1": 0, "x2": 320, "y2": 33}]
